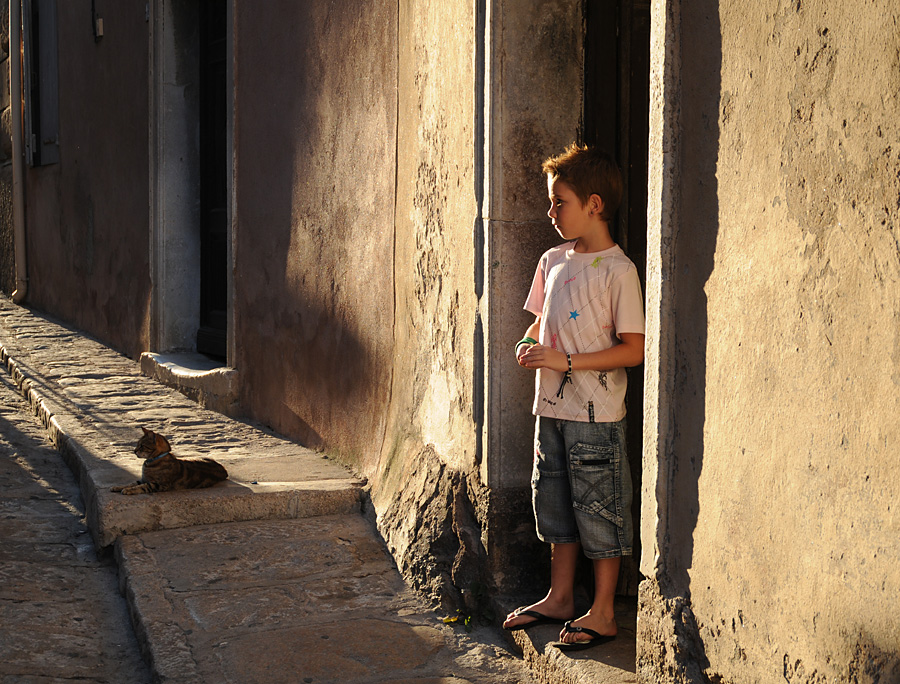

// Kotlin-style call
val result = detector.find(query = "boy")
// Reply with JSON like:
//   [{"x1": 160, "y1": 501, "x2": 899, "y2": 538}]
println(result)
[{"x1": 502, "y1": 143, "x2": 645, "y2": 651}]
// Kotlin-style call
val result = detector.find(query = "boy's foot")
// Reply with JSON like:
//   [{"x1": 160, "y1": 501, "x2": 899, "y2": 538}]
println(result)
[
  {"x1": 552, "y1": 621, "x2": 616, "y2": 651},
  {"x1": 556, "y1": 613, "x2": 617, "y2": 646},
  {"x1": 502, "y1": 598, "x2": 574, "y2": 630},
  {"x1": 503, "y1": 607, "x2": 568, "y2": 631}
]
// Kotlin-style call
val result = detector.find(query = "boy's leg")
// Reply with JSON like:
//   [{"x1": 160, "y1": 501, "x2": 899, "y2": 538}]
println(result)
[
  {"x1": 503, "y1": 542, "x2": 579, "y2": 629},
  {"x1": 557, "y1": 417, "x2": 630, "y2": 644},
  {"x1": 557, "y1": 556, "x2": 620, "y2": 643},
  {"x1": 505, "y1": 416, "x2": 581, "y2": 629}
]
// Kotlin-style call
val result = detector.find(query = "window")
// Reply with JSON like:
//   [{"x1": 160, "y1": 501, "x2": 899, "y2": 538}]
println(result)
[{"x1": 23, "y1": 0, "x2": 60, "y2": 167}]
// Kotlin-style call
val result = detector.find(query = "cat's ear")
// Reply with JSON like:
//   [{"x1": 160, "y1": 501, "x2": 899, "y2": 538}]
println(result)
[
  {"x1": 155, "y1": 432, "x2": 171, "y2": 451},
  {"x1": 141, "y1": 426, "x2": 152, "y2": 436}
]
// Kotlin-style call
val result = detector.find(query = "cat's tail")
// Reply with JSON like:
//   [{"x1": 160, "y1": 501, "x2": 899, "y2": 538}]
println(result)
[{"x1": 200, "y1": 458, "x2": 229, "y2": 482}]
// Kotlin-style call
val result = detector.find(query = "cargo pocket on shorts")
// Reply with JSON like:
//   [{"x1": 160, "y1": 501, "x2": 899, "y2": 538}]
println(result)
[{"x1": 568, "y1": 442, "x2": 623, "y2": 528}]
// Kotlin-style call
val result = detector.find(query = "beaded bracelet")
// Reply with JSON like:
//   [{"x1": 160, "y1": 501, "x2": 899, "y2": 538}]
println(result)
[{"x1": 556, "y1": 353, "x2": 573, "y2": 398}]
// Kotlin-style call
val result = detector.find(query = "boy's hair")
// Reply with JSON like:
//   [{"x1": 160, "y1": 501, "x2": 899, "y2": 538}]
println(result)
[{"x1": 542, "y1": 143, "x2": 623, "y2": 221}]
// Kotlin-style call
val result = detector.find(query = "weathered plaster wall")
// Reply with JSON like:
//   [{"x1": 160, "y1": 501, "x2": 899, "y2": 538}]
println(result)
[
  {"x1": 232, "y1": 1, "x2": 495, "y2": 608},
  {"x1": 233, "y1": 1, "x2": 396, "y2": 471},
  {"x1": 0, "y1": 3, "x2": 13, "y2": 296},
  {"x1": 23, "y1": 1, "x2": 150, "y2": 358},
  {"x1": 372, "y1": 0, "x2": 483, "y2": 604},
  {"x1": 640, "y1": 0, "x2": 900, "y2": 681}
]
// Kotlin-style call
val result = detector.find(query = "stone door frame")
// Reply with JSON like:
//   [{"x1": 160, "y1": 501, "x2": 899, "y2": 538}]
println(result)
[{"x1": 148, "y1": 0, "x2": 235, "y2": 364}]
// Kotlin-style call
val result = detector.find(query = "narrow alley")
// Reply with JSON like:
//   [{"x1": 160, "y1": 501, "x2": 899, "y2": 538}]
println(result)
[{"x1": 0, "y1": 366, "x2": 152, "y2": 682}]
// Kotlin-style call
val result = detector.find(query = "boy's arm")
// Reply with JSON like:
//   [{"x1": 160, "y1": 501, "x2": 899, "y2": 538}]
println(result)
[
  {"x1": 520, "y1": 332, "x2": 645, "y2": 372},
  {"x1": 516, "y1": 317, "x2": 542, "y2": 365}
]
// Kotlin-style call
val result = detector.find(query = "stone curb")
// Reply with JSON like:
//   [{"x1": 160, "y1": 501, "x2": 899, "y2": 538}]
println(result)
[
  {"x1": 115, "y1": 535, "x2": 204, "y2": 684},
  {"x1": 0, "y1": 349, "x2": 112, "y2": 547}
]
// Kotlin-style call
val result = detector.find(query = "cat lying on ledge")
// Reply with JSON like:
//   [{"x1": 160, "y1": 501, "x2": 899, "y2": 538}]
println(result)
[{"x1": 111, "y1": 427, "x2": 228, "y2": 495}]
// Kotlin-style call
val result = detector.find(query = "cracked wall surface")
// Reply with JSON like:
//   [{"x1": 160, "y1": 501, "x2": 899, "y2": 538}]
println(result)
[{"x1": 641, "y1": 0, "x2": 900, "y2": 682}]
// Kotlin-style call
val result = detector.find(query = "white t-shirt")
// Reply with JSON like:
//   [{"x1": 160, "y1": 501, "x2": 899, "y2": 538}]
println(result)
[{"x1": 524, "y1": 242, "x2": 645, "y2": 423}]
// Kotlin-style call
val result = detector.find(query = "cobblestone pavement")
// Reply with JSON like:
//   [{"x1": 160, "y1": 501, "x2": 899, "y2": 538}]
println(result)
[
  {"x1": 0, "y1": 368, "x2": 152, "y2": 684},
  {"x1": 0, "y1": 296, "x2": 646, "y2": 684},
  {"x1": 0, "y1": 298, "x2": 550, "y2": 683}
]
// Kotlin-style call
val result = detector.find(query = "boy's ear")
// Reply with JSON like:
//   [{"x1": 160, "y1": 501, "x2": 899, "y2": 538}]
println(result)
[{"x1": 589, "y1": 193, "x2": 605, "y2": 217}]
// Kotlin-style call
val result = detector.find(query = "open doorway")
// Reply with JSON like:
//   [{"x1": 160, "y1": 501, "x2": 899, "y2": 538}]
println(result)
[
  {"x1": 197, "y1": 0, "x2": 228, "y2": 361},
  {"x1": 583, "y1": 0, "x2": 651, "y2": 596},
  {"x1": 149, "y1": 0, "x2": 232, "y2": 363}
]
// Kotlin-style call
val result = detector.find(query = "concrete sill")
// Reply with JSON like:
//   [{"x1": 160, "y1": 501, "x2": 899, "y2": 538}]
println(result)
[{"x1": 140, "y1": 352, "x2": 240, "y2": 417}]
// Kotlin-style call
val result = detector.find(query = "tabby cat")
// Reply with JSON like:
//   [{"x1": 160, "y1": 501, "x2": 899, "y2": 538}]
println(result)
[{"x1": 111, "y1": 427, "x2": 228, "y2": 495}]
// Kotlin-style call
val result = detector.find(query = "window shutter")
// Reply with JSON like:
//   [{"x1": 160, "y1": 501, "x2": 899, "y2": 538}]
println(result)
[{"x1": 23, "y1": 0, "x2": 60, "y2": 167}]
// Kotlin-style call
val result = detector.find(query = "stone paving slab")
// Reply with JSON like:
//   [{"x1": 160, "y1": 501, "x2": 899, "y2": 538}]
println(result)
[
  {"x1": 116, "y1": 515, "x2": 536, "y2": 684},
  {"x1": 0, "y1": 297, "x2": 366, "y2": 548}
]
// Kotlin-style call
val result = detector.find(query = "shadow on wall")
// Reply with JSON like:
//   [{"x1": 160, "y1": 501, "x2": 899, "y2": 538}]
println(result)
[
  {"x1": 638, "y1": 2, "x2": 722, "y2": 678},
  {"x1": 667, "y1": 0, "x2": 721, "y2": 602},
  {"x1": 233, "y1": 1, "x2": 395, "y2": 465}
]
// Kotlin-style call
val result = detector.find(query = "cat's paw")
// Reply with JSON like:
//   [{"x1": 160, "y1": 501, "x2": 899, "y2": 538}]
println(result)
[{"x1": 112, "y1": 484, "x2": 143, "y2": 495}]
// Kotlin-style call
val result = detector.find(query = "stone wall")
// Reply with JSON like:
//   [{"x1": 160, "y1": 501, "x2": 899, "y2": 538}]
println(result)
[{"x1": 640, "y1": 0, "x2": 900, "y2": 681}]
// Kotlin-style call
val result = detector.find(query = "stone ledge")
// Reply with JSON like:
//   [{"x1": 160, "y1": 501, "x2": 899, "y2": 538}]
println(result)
[{"x1": 140, "y1": 352, "x2": 240, "y2": 417}]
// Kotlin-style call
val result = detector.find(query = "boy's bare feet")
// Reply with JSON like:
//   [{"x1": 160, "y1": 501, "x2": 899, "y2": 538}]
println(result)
[{"x1": 502, "y1": 596, "x2": 575, "y2": 630}]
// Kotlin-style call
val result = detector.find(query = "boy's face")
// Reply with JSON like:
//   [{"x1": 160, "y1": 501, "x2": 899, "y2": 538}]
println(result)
[{"x1": 547, "y1": 176, "x2": 594, "y2": 243}]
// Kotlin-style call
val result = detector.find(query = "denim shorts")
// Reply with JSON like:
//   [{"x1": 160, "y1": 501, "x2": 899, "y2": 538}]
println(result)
[{"x1": 531, "y1": 416, "x2": 633, "y2": 559}]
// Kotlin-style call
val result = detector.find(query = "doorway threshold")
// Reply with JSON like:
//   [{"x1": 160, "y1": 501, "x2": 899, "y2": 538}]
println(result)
[
  {"x1": 140, "y1": 351, "x2": 240, "y2": 417},
  {"x1": 501, "y1": 596, "x2": 638, "y2": 683}
]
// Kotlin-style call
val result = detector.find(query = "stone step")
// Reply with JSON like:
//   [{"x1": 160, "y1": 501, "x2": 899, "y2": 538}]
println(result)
[
  {"x1": 114, "y1": 515, "x2": 535, "y2": 684},
  {"x1": 0, "y1": 298, "x2": 366, "y2": 549}
]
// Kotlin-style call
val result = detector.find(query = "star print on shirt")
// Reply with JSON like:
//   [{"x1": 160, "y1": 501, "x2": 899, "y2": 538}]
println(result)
[
  {"x1": 591, "y1": 256, "x2": 603, "y2": 268},
  {"x1": 569, "y1": 310, "x2": 580, "y2": 321}
]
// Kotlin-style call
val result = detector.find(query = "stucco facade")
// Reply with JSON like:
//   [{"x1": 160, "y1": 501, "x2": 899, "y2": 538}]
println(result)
[
  {"x1": 4, "y1": 0, "x2": 899, "y2": 680},
  {"x1": 20, "y1": 1, "x2": 150, "y2": 357},
  {"x1": 639, "y1": 0, "x2": 900, "y2": 681}
]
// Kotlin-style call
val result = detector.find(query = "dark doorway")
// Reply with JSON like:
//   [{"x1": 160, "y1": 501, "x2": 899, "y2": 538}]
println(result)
[
  {"x1": 583, "y1": 0, "x2": 651, "y2": 595},
  {"x1": 196, "y1": 0, "x2": 228, "y2": 360}
]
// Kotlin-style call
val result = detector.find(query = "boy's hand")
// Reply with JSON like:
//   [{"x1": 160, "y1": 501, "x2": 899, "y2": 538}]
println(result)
[
  {"x1": 519, "y1": 344, "x2": 568, "y2": 372},
  {"x1": 515, "y1": 343, "x2": 532, "y2": 366}
]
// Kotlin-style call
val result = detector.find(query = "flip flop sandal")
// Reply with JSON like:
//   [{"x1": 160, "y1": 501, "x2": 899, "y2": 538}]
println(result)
[
  {"x1": 503, "y1": 607, "x2": 569, "y2": 631},
  {"x1": 552, "y1": 620, "x2": 616, "y2": 651}
]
